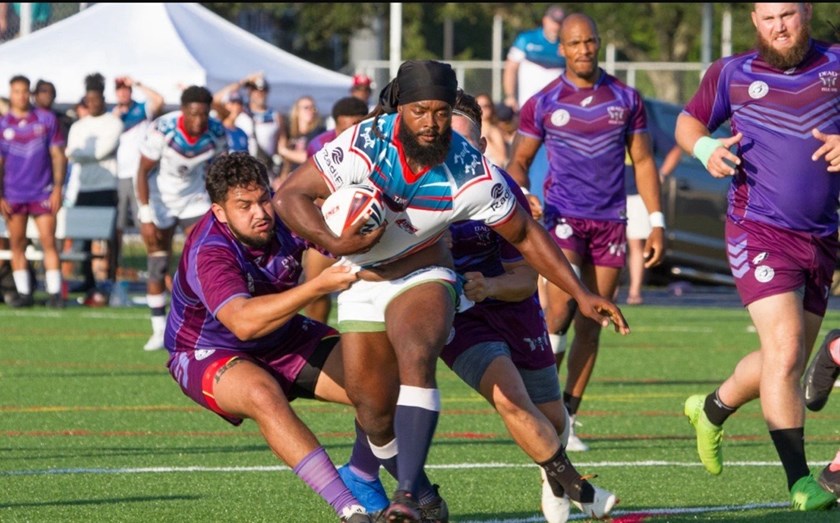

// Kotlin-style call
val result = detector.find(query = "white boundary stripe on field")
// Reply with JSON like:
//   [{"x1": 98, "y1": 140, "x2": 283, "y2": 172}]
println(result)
[
  {"x1": 1, "y1": 459, "x2": 825, "y2": 477},
  {"x1": 0, "y1": 310, "x2": 149, "y2": 320},
  {"x1": 456, "y1": 501, "x2": 791, "y2": 523}
]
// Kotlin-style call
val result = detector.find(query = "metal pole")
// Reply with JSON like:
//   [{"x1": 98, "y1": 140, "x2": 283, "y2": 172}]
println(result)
[
  {"x1": 19, "y1": 3, "x2": 32, "y2": 37},
  {"x1": 492, "y1": 13, "x2": 502, "y2": 102},
  {"x1": 721, "y1": 6, "x2": 733, "y2": 57},
  {"x1": 605, "y1": 42, "x2": 616, "y2": 76},
  {"x1": 701, "y1": 3, "x2": 713, "y2": 65},
  {"x1": 389, "y1": 3, "x2": 402, "y2": 78}
]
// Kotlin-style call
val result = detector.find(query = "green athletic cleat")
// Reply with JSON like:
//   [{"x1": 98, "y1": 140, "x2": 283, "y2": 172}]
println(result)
[
  {"x1": 790, "y1": 474, "x2": 838, "y2": 511},
  {"x1": 683, "y1": 394, "x2": 723, "y2": 475}
]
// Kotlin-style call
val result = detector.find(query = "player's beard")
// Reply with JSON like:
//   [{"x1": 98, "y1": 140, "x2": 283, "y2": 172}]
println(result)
[
  {"x1": 398, "y1": 117, "x2": 452, "y2": 168},
  {"x1": 756, "y1": 24, "x2": 810, "y2": 70},
  {"x1": 227, "y1": 221, "x2": 274, "y2": 249}
]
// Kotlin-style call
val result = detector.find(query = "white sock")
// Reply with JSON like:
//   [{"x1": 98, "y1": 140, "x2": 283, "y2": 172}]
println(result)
[
  {"x1": 13, "y1": 270, "x2": 31, "y2": 295},
  {"x1": 549, "y1": 333, "x2": 567, "y2": 355},
  {"x1": 147, "y1": 293, "x2": 166, "y2": 309},
  {"x1": 45, "y1": 270, "x2": 61, "y2": 295},
  {"x1": 151, "y1": 315, "x2": 167, "y2": 335}
]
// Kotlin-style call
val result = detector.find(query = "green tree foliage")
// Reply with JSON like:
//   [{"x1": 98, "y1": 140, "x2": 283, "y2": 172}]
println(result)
[{"x1": 202, "y1": 3, "x2": 840, "y2": 102}]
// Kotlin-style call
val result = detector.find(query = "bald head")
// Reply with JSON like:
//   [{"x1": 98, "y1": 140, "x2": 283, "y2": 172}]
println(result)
[
  {"x1": 560, "y1": 13, "x2": 599, "y2": 44},
  {"x1": 559, "y1": 13, "x2": 601, "y2": 84}
]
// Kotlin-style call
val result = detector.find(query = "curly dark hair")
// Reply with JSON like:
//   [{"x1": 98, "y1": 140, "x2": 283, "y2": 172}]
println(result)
[
  {"x1": 181, "y1": 85, "x2": 213, "y2": 107},
  {"x1": 205, "y1": 152, "x2": 270, "y2": 204},
  {"x1": 84, "y1": 73, "x2": 105, "y2": 94}
]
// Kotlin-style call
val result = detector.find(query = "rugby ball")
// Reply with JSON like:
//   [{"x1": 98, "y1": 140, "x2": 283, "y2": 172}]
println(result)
[{"x1": 321, "y1": 184, "x2": 385, "y2": 236}]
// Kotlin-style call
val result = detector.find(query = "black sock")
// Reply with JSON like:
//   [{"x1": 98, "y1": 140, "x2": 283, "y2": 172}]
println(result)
[
  {"x1": 538, "y1": 446, "x2": 595, "y2": 503},
  {"x1": 563, "y1": 393, "x2": 582, "y2": 417},
  {"x1": 769, "y1": 428, "x2": 810, "y2": 490},
  {"x1": 703, "y1": 389, "x2": 736, "y2": 427}
]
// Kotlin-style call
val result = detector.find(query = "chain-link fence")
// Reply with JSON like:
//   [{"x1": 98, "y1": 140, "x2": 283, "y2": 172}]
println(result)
[{"x1": 0, "y1": 3, "x2": 82, "y2": 42}]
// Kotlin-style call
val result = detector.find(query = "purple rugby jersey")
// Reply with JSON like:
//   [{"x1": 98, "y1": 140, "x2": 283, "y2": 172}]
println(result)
[
  {"x1": 165, "y1": 210, "x2": 322, "y2": 352},
  {"x1": 441, "y1": 171, "x2": 553, "y2": 370},
  {"x1": 518, "y1": 71, "x2": 647, "y2": 222},
  {"x1": 683, "y1": 40, "x2": 840, "y2": 236},
  {"x1": 0, "y1": 108, "x2": 65, "y2": 203}
]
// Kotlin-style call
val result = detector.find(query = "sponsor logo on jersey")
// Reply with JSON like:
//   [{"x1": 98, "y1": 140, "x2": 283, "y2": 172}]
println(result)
[
  {"x1": 550, "y1": 109, "x2": 570, "y2": 127},
  {"x1": 2, "y1": 128, "x2": 13, "y2": 140},
  {"x1": 580, "y1": 95, "x2": 594, "y2": 107},
  {"x1": 607, "y1": 106, "x2": 628, "y2": 124},
  {"x1": 331, "y1": 147, "x2": 344, "y2": 164},
  {"x1": 819, "y1": 71, "x2": 838, "y2": 92},
  {"x1": 752, "y1": 252, "x2": 767, "y2": 265},
  {"x1": 754, "y1": 265, "x2": 774, "y2": 283},
  {"x1": 748, "y1": 81, "x2": 769, "y2": 99},
  {"x1": 554, "y1": 221, "x2": 573, "y2": 240},
  {"x1": 489, "y1": 183, "x2": 512, "y2": 211},
  {"x1": 195, "y1": 349, "x2": 216, "y2": 361},
  {"x1": 395, "y1": 217, "x2": 418, "y2": 234}
]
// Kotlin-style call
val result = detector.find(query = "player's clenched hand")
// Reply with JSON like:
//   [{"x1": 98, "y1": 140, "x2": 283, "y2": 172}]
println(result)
[
  {"x1": 330, "y1": 212, "x2": 386, "y2": 256},
  {"x1": 526, "y1": 194, "x2": 543, "y2": 221},
  {"x1": 463, "y1": 271, "x2": 493, "y2": 303},
  {"x1": 313, "y1": 264, "x2": 359, "y2": 294},
  {"x1": 577, "y1": 292, "x2": 630, "y2": 334}
]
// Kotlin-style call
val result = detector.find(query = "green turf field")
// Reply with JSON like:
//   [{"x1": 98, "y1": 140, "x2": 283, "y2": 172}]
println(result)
[{"x1": 2, "y1": 303, "x2": 839, "y2": 522}]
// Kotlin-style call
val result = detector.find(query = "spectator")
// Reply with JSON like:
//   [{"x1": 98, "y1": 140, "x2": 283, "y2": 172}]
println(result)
[
  {"x1": 241, "y1": 73, "x2": 285, "y2": 182},
  {"x1": 326, "y1": 73, "x2": 376, "y2": 131},
  {"x1": 64, "y1": 73, "x2": 123, "y2": 295},
  {"x1": 0, "y1": 74, "x2": 67, "y2": 308},
  {"x1": 219, "y1": 91, "x2": 256, "y2": 155},
  {"x1": 350, "y1": 73, "x2": 374, "y2": 107},
  {"x1": 31, "y1": 80, "x2": 72, "y2": 140},
  {"x1": 111, "y1": 75, "x2": 165, "y2": 281},
  {"x1": 276, "y1": 95, "x2": 325, "y2": 184},
  {"x1": 503, "y1": 5, "x2": 566, "y2": 112},
  {"x1": 474, "y1": 93, "x2": 509, "y2": 167}
]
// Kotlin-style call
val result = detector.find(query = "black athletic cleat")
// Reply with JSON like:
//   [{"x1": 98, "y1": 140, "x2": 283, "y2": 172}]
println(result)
[
  {"x1": 383, "y1": 490, "x2": 421, "y2": 523},
  {"x1": 803, "y1": 329, "x2": 840, "y2": 412},
  {"x1": 418, "y1": 484, "x2": 449, "y2": 523},
  {"x1": 818, "y1": 450, "x2": 840, "y2": 497},
  {"x1": 8, "y1": 293, "x2": 34, "y2": 308},
  {"x1": 47, "y1": 293, "x2": 65, "y2": 309}
]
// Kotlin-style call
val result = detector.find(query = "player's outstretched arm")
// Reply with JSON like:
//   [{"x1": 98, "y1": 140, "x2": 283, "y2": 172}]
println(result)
[
  {"x1": 493, "y1": 206, "x2": 630, "y2": 334},
  {"x1": 216, "y1": 264, "x2": 358, "y2": 341}
]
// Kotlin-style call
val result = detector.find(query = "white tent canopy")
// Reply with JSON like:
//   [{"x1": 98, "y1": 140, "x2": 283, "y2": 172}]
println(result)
[{"x1": 0, "y1": 3, "x2": 352, "y2": 112}]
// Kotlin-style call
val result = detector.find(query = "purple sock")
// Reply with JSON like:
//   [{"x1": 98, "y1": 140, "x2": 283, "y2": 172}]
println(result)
[
  {"x1": 348, "y1": 419, "x2": 382, "y2": 481},
  {"x1": 293, "y1": 447, "x2": 357, "y2": 516}
]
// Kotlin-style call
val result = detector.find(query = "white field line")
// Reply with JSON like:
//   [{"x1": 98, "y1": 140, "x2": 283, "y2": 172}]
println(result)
[
  {"x1": 2, "y1": 459, "x2": 829, "y2": 477},
  {"x1": 0, "y1": 310, "x2": 149, "y2": 320},
  {"x1": 0, "y1": 308, "x2": 724, "y2": 331}
]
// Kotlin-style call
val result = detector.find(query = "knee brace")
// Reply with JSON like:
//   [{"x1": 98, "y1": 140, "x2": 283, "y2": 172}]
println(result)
[{"x1": 147, "y1": 252, "x2": 169, "y2": 285}]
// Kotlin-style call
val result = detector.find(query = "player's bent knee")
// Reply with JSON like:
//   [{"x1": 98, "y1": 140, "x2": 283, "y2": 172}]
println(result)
[{"x1": 147, "y1": 253, "x2": 169, "y2": 285}]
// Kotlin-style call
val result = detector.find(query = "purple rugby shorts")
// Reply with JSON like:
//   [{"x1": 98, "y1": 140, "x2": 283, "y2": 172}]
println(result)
[
  {"x1": 726, "y1": 217, "x2": 838, "y2": 316},
  {"x1": 544, "y1": 214, "x2": 626, "y2": 268}
]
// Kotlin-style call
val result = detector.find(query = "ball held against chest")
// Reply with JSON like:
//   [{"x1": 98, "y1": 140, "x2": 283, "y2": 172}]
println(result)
[{"x1": 321, "y1": 184, "x2": 385, "y2": 236}]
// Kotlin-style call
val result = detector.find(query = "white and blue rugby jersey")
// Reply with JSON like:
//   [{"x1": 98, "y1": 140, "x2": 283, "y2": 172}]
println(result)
[
  {"x1": 312, "y1": 113, "x2": 518, "y2": 268},
  {"x1": 139, "y1": 111, "x2": 227, "y2": 201}
]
